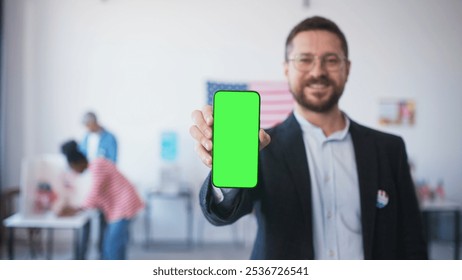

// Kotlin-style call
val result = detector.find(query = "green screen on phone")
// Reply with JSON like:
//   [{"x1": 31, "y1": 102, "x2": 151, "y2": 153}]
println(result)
[{"x1": 212, "y1": 90, "x2": 260, "y2": 188}]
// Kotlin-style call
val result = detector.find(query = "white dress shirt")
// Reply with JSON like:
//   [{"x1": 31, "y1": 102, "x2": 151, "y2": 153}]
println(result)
[{"x1": 294, "y1": 111, "x2": 363, "y2": 260}]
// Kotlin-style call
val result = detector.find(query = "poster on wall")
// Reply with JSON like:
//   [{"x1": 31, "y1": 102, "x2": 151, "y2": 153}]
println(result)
[
  {"x1": 160, "y1": 131, "x2": 178, "y2": 162},
  {"x1": 379, "y1": 99, "x2": 416, "y2": 126}
]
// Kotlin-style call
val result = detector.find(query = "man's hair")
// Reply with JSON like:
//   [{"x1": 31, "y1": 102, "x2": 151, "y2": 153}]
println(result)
[
  {"x1": 61, "y1": 140, "x2": 87, "y2": 164},
  {"x1": 285, "y1": 16, "x2": 349, "y2": 61},
  {"x1": 82, "y1": 111, "x2": 97, "y2": 125}
]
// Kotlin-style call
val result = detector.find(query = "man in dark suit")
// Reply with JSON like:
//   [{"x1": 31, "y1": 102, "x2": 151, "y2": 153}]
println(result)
[{"x1": 189, "y1": 16, "x2": 427, "y2": 259}]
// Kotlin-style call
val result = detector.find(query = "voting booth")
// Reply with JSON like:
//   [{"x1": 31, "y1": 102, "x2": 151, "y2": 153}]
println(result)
[
  {"x1": 2, "y1": 154, "x2": 93, "y2": 259},
  {"x1": 19, "y1": 154, "x2": 92, "y2": 217}
]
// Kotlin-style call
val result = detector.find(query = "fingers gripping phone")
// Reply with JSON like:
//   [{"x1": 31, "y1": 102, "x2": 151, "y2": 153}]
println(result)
[{"x1": 212, "y1": 90, "x2": 260, "y2": 188}]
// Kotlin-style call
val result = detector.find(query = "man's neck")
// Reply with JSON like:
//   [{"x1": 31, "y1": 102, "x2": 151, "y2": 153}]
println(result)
[{"x1": 295, "y1": 104, "x2": 346, "y2": 137}]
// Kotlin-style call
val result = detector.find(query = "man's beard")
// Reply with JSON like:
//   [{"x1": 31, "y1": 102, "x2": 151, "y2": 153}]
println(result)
[{"x1": 289, "y1": 75, "x2": 344, "y2": 113}]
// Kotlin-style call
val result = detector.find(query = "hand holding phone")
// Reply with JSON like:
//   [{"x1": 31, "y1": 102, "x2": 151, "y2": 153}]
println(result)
[
  {"x1": 189, "y1": 101, "x2": 271, "y2": 170},
  {"x1": 212, "y1": 90, "x2": 260, "y2": 188}
]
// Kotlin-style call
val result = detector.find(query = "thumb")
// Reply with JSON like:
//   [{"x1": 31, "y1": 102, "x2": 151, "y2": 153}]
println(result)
[{"x1": 259, "y1": 129, "x2": 271, "y2": 151}]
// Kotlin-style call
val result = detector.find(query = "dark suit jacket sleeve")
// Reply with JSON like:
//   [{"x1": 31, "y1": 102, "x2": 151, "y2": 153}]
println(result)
[
  {"x1": 199, "y1": 173, "x2": 255, "y2": 226},
  {"x1": 395, "y1": 138, "x2": 428, "y2": 259}
]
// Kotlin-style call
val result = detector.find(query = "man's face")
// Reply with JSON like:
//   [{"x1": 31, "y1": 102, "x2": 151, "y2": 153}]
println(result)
[
  {"x1": 70, "y1": 161, "x2": 87, "y2": 174},
  {"x1": 85, "y1": 121, "x2": 99, "y2": 133},
  {"x1": 284, "y1": 30, "x2": 350, "y2": 113}
]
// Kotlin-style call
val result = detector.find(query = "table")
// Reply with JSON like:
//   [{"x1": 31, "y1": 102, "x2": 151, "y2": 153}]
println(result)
[
  {"x1": 144, "y1": 185, "x2": 193, "y2": 248},
  {"x1": 420, "y1": 200, "x2": 461, "y2": 259},
  {"x1": 3, "y1": 212, "x2": 92, "y2": 259}
]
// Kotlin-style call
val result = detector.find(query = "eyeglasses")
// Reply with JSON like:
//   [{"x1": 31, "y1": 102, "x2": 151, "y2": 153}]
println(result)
[{"x1": 288, "y1": 53, "x2": 347, "y2": 72}]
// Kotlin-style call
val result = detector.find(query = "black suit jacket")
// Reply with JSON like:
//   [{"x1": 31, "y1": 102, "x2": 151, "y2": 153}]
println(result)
[{"x1": 200, "y1": 113, "x2": 428, "y2": 259}]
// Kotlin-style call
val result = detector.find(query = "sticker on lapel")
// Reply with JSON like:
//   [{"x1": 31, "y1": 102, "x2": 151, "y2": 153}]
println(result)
[{"x1": 376, "y1": 189, "x2": 389, "y2": 208}]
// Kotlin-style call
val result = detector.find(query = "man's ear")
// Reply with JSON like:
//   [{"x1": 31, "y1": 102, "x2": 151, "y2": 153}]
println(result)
[
  {"x1": 284, "y1": 61, "x2": 289, "y2": 78},
  {"x1": 345, "y1": 60, "x2": 351, "y2": 80}
]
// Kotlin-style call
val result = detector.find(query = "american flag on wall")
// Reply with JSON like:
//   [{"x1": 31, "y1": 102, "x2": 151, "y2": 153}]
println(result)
[{"x1": 207, "y1": 81, "x2": 294, "y2": 129}]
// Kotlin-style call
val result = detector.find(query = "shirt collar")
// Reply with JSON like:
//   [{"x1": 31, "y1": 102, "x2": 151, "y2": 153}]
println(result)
[{"x1": 293, "y1": 110, "x2": 350, "y2": 143}]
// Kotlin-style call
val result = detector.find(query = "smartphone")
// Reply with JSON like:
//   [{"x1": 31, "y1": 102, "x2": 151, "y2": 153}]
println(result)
[{"x1": 212, "y1": 90, "x2": 260, "y2": 188}]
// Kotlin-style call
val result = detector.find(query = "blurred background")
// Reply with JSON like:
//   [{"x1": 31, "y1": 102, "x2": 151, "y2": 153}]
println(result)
[{"x1": 1, "y1": 0, "x2": 461, "y2": 260}]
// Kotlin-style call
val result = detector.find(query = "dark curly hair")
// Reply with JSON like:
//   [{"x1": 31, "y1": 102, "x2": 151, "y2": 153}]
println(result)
[{"x1": 61, "y1": 140, "x2": 87, "y2": 164}]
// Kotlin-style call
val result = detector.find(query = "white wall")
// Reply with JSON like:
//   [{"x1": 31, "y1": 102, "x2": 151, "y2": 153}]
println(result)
[{"x1": 2, "y1": 0, "x2": 462, "y2": 244}]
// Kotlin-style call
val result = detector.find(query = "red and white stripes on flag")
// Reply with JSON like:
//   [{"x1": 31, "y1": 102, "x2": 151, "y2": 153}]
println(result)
[
  {"x1": 207, "y1": 81, "x2": 294, "y2": 129},
  {"x1": 249, "y1": 81, "x2": 294, "y2": 129}
]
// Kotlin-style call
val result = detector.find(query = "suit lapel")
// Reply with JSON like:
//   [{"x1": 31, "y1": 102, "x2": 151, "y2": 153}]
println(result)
[
  {"x1": 278, "y1": 114, "x2": 314, "y2": 258},
  {"x1": 350, "y1": 121, "x2": 379, "y2": 260}
]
